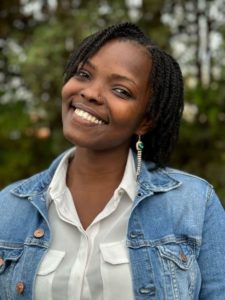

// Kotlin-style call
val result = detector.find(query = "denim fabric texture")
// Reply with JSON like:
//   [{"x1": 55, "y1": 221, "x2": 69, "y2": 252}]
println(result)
[{"x1": 0, "y1": 151, "x2": 225, "y2": 300}]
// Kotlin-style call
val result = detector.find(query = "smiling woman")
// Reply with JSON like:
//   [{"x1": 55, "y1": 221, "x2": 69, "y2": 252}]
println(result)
[
  {"x1": 62, "y1": 39, "x2": 152, "y2": 154},
  {"x1": 0, "y1": 23, "x2": 225, "y2": 300}
]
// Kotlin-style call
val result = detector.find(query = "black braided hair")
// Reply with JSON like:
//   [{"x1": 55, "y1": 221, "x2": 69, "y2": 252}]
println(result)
[{"x1": 64, "y1": 22, "x2": 184, "y2": 167}]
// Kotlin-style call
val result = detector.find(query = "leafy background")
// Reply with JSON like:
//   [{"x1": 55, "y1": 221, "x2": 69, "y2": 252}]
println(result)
[{"x1": 0, "y1": 0, "x2": 225, "y2": 206}]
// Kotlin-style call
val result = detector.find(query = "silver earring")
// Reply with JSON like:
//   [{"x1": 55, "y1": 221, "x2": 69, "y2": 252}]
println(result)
[{"x1": 136, "y1": 135, "x2": 144, "y2": 179}]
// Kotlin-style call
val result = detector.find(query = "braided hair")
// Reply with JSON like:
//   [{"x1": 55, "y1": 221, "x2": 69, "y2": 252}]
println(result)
[{"x1": 64, "y1": 23, "x2": 184, "y2": 167}]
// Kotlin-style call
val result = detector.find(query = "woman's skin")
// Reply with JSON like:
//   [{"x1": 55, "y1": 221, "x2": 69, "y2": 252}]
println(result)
[{"x1": 61, "y1": 39, "x2": 153, "y2": 229}]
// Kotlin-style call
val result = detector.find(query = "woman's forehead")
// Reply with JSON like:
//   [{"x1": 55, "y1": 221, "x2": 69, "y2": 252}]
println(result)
[{"x1": 89, "y1": 39, "x2": 152, "y2": 72}]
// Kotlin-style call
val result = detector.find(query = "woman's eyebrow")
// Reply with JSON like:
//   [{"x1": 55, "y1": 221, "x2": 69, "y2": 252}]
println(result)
[
  {"x1": 110, "y1": 74, "x2": 137, "y2": 86},
  {"x1": 84, "y1": 60, "x2": 137, "y2": 86},
  {"x1": 84, "y1": 60, "x2": 96, "y2": 70}
]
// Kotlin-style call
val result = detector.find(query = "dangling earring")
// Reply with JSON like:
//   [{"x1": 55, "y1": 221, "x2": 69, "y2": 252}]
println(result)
[{"x1": 136, "y1": 135, "x2": 144, "y2": 179}]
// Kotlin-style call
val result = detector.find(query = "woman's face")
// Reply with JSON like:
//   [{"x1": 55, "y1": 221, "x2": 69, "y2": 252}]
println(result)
[{"x1": 61, "y1": 39, "x2": 152, "y2": 152}]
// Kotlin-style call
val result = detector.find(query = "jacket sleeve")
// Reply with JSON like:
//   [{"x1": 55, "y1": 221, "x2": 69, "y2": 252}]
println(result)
[{"x1": 198, "y1": 187, "x2": 225, "y2": 299}]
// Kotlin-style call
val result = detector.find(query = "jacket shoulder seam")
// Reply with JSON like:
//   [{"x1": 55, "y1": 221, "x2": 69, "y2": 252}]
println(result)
[{"x1": 165, "y1": 168, "x2": 214, "y2": 188}]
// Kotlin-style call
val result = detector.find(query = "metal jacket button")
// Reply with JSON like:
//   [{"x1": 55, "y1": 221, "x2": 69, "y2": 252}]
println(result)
[
  {"x1": 33, "y1": 228, "x2": 45, "y2": 238},
  {"x1": 16, "y1": 281, "x2": 25, "y2": 294},
  {"x1": 180, "y1": 251, "x2": 188, "y2": 262}
]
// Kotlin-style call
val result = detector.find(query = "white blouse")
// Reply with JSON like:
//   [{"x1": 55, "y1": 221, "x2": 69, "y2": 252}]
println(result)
[{"x1": 35, "y1": 148, "x2": 137, "y2": 300}]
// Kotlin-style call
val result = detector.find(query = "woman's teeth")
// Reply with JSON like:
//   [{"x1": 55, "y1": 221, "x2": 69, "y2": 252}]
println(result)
[{"x1": 74, "y1": 108, "x2": 104, "y2": 124}]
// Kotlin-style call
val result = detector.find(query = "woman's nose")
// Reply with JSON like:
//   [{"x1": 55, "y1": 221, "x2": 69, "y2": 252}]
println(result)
[{"x1": 80, "y1": 82, "x2": 105, "y2": 104}]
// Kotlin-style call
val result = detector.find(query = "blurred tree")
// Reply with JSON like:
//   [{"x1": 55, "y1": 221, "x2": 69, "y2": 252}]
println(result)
[
  {"x1": 0, "y1": 0, "x2": 224, "y2": 205},
  {"x1": 163, "y1": 0, "x2": 225, "y2": 86},
  {"x1": 162, "y1": 0, "x2": 225, "y2": 201}
]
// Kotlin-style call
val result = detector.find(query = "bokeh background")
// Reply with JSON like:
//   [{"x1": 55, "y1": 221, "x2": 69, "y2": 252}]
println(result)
[{"x1": 0, "y1": 0, "x2": 225, "y2": 206}]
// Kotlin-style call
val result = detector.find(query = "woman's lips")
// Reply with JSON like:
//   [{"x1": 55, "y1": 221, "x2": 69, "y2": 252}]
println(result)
[
  {"x1": 69, "y1": 102, "x2": 109, "y2": 124},
  {"x1": 73, "y1": 108, "x2": 105, "y2": 125}
]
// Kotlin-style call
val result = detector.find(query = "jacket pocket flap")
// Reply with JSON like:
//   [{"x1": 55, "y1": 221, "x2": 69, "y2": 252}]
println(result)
[
  {"x1": 0, "y1": 248, "x2": 23, "y2": 273},
  {"x1": 157, "y1": 243, "x2": 194, "y2": 270},
  {"x1": 100, "y1": 241, "x2": 129, "y2": 265},
  {"x1": 37, "y1": 250, "x2": 65, "y2": 275}
]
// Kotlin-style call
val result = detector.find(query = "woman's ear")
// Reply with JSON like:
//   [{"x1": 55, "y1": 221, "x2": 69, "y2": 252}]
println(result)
[{"x1": 135, "y1": 115, "x2": 153, "y2": 136}]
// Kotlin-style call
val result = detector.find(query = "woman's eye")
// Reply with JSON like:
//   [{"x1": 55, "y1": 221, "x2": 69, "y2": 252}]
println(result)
[
  {"x1": 74, "y1": 70, "x2": 90, "y2": 80},
  {"x1": 113, "y1": 87, "x2": 132, "y2": 99}
]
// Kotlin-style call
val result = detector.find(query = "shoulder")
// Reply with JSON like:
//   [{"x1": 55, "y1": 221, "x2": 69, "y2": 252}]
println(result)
[
  {"x1": 166, "y1": 167, "x2": 219, "y2": 207},
  {"x1": 165, "y1": 167, "x2": 214, "y2": 198},
  {"x1": 0, "y1": 170, "x2": 46, "y2": 213},
  {"x1": 143, "y1": 163, "x2": 224, "y2": 223},
  {"x1": 0, "y1": 150, "x2": 67, "y2": 201},
  {"x1": 144, "y1": 160, "x2": 214, "y2": 189},
  {"x1": 165, "y1": 167, "x2": 212, "y2": 186},
  {"x1": 142, "y1": 162, "x2": 217, "y2": 206},
  {"x1": 0, "y1": 161, "x2": 56, "y2": 232}
]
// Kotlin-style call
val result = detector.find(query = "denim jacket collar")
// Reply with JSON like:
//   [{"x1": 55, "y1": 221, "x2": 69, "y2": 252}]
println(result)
[
  {"x1": 138, "y1": 161, "x2": 182, "y2": 193},
  {"x1": 11, "y1": 152, "x2": 65, "y2": 198},
  {"x1": 11, "y1": 151, "x2": 182, "y2": 198}
]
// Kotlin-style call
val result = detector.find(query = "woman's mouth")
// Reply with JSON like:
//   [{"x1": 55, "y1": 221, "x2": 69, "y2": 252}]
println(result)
[{"x1": 73, "y1": 108, "x2": 106, "y2": 125}]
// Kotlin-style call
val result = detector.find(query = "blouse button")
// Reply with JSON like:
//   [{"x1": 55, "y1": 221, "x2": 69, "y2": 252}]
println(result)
[
  {"x1": 33, "y1": 228, "x2": 45, "y2": 238},
  {"x1": 139, "y1": 287, "x2": 150, "y2": 294},
  {"x1": 16, "y1": 281, "x2": 25, "y2": 294},
  {"x1": 130, "y1": 232, "x2": 137, "y2": 238},
  {"x1": 0, "y1": 257, "x2": 4, "y2": 266},
  {"x1": 139, "y1": 287, "x2": 156, "y2": 295}
]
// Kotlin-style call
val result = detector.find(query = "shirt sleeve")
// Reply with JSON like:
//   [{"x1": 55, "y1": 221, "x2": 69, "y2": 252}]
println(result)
[{"x1": 198, "y1": 187, "x2": 225, "y2": 299}]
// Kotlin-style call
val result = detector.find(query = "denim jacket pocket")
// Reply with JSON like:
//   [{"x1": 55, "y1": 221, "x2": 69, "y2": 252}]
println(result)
[
  {"x1": 0, "y1": 247, "x2": 24, "y2": 300},
  {"x1": 156, "y1": 242, "x2": 200, "y2": 299},
  {"x1": 100, "y1": 241, "x2": 134, "y2": 300},
  {"x1": 0, "y1": 247, "x2": 23, "y2": 274},
  {"x1": 157, "y1": 243, "x2": 194, "y2": 270}
]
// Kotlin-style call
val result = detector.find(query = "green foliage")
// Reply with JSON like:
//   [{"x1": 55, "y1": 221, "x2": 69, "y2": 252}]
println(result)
[
  {"x1": 0, "y1": 0, "x2": 224, "y2": 207},
  {"x1": 171, "y1": 83, "x2": 225, "y2": 202},
  {"x1": 0, "y1": 101, "x2": 29, "y2": 136}
]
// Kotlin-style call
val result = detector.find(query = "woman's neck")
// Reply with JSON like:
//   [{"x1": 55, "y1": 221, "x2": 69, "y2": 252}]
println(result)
[
  {"x1": 66, "y1": 146, "x2": 131, "y2": 229},
  {"x1": 67, "y1": 146, "x2": 130, "y2": 187}
]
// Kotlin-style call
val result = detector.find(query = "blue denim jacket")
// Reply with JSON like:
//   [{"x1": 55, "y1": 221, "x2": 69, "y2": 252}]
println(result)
[{"x1": 0, "y1": 152, "x2": 225, "y2": 300}]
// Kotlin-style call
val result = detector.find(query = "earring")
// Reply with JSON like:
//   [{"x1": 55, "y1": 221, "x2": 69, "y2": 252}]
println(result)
[{"x1": 136, "y1": 135, "x2": 144, "y2": 179}]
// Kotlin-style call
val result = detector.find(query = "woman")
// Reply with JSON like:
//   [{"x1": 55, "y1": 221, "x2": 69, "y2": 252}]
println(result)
[{"x1": 0, "y1": 23, "x2": 224, "y2": 300}]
